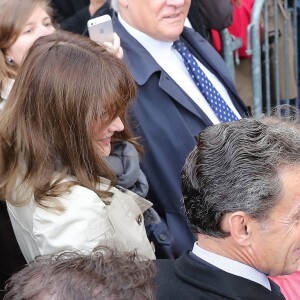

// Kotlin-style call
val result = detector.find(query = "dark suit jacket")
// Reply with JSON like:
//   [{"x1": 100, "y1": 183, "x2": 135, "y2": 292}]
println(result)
[
  {"x1": 113, "y1": 16, "x2": 249, "y2": 258},
  {"x1": 51, "y1": 0, "x2": 112, "y2": 35},
  {"x1": 0, "y1": 202, "x2": 26, "y2": 299},
  {"x1": 155, "y1": 252, "x2": 286, "y2": 300}
]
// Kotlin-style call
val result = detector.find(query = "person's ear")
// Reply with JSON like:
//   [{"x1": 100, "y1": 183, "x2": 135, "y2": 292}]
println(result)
[
  {"x1": 6, "y1": 57, "x2": 14, "y2": 65},
  {"x1": 4, "y1": 53, "x2": 14, "y2": 65},
  {"x1": 227, "y1": 211, "x2": 252, "y2": 247},
  {"x1": 119, "y1": 0, "x2": 129, "y2": 9}
]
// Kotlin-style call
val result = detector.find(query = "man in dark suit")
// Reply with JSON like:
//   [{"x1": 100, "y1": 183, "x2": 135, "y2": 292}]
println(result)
[
  {"x1": 156, "y1": 113, "x2": 300, "y2": 299},
  {"x1": 111, "y1": 0, "x2": 248, "y2": 258}
]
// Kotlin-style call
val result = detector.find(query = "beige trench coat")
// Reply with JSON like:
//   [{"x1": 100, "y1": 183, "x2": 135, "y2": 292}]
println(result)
[{"x1": 7, "y1": 176, "x2": 155, "y2": 262}]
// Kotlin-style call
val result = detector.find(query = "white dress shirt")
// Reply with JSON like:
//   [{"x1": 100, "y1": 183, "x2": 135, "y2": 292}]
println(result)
[
  {"x1": 118, "y1": 15, "x2": 241, "y2": 124},
  {"x1": 192, "y1": 242, "x2": 271, "y2": 290}
]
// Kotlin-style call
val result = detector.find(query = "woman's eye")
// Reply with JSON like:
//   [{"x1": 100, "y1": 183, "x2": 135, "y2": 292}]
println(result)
[{"x1": 23, "y1": 28, "x2": 32, "y2": 34}]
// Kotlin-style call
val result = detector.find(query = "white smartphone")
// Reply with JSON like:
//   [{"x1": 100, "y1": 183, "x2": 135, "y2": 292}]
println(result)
[{"x1": 87, "y1": 14, "x2": 114, "y2": 44}]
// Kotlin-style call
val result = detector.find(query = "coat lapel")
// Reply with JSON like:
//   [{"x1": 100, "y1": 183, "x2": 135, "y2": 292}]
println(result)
[
  {"x1": 113, "y1": 16, "x2": 213, "y2": 125},
  {"x1": 181, "y1": 27, "x2": 249, "y2": 117},
  {"x1": 158, "y1": 70, "x2": 213, "y2": 126},
  {"x1": 182, "y1": 27, "x2": 237, "y2": 94}
]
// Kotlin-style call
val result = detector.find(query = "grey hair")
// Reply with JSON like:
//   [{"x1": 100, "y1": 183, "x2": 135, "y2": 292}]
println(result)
[
  {"x1": 182, "y1": 108, "x2": 300, "y2": 238},
  {"x1": 4, "y1": 246, "x2": 156, "y2": 300},
  {"x1": 110, "y1": 0, "x2": 119, "y2": 12}
]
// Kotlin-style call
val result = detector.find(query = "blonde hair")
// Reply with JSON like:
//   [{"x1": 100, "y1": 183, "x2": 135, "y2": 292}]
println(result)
[{"x1": 0, "y1": 31, "x2": 138, "y2": 210}]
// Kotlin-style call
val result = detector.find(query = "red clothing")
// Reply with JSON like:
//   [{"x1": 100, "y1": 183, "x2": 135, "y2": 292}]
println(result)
[
  {"x1": 269, "y1": 272, "x2": 300, "y2": 300},
  {"x1": 211, "y1": 0, "x2": 254, "y2": 58}
]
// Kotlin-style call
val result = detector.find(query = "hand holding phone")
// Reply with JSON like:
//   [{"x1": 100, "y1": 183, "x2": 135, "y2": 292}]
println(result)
[
  {"x1": 87, "y1": 14, "x2": 114, "y2": 44},
  {"x1": 87, "y1": 15, "x2": 123, "y2": 59},
  {"x1": 103, "y1": 33, "x2": 123, "y2": 59}
]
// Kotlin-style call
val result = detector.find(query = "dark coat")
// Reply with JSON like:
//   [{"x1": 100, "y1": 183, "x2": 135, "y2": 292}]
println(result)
[
  {"x1": 113, "y1": 15, "x2": 248, "y2": 258},
  {"x1": 50, "y1": 0, "x2": 112, "y2": 34},
  {"x1": 188, "y1": 0, "x2": 233, "y2": 42},
  {"x1": 0, "y1": 202, "x2": 26, "y2": 299},
  {"x1": 155, "y1": 252, "x2": 286, "y2": 300}
]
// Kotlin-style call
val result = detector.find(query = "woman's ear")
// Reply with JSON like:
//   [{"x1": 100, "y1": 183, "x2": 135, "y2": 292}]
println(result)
[{"x1": 5, "y1": 55, "x2": 14, "y2": 65}]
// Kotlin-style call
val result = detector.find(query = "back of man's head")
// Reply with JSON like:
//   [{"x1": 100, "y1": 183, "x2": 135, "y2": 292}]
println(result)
[
  {"x1": 182, "y1": 107, "x2": 300, "y2": 238},
  {"x1": 4, "y1": 247, "x2": 156, "y2": 300}
]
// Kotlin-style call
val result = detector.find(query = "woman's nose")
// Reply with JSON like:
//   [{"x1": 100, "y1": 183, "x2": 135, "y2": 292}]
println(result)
[{"x1": 109, "y1": 117, "x2": 124, "y2": 132}]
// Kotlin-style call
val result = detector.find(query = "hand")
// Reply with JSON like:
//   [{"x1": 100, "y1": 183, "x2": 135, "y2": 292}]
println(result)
[
  {"x1": 89, "y1": 0, "x2": 107, "y2": 16},
  {"x1": 103, "y1": 33, "x2": 123, "y2": 59},
  {"x1": 233, "y1": 0, "x2": 242, "y2": 8}
]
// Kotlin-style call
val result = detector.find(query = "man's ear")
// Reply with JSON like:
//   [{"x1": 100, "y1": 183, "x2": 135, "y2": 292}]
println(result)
[
  {"x1": 119, "y1": 0, "x2": 129, "y2": 9},
  {"x1": 226, "y1": 211, "x2": 252, "y2": 246}
]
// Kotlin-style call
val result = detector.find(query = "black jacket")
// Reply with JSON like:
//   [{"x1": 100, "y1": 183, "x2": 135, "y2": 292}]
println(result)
[
  {"x1": 51, "y1": 0, "x2": 112, "y2": 35},
  {"x1": 155, "y1": 252, "x2": 286, "y2": 300},
  {"x1": 188, "y1": 0, "x2": 233, "y2": 43},
  {"x1": 0, "y1": 202, "x2": 26, "y2": 299}
]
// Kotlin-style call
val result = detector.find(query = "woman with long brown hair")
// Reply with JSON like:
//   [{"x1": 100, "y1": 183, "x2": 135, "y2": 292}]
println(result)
[
  {"x1": 0, "y1": 30, "x2": 155, "y2": 262},
  {"x1": 0, "y1": 0, "x2": 55, "y2": 291},
  {"x1": 0, "y1": 0, "x2": 55, "y2": 108}
]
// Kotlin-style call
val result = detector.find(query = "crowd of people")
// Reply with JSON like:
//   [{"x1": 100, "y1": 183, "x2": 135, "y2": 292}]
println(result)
[{"x1": 0, "y1": 0, "x2": 300, "y2": 299}]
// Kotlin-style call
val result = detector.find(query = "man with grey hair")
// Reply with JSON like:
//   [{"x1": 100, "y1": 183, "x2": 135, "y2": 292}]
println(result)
[
  {"x1": 155, "y1": 113, "x2": 300, "y2": 299},
  {"x1": 110, "y1": 0, "x2": 248, "y2": 258},
  {"x1": 4, "y1": 246, "x2": 156, "y2": 300}
]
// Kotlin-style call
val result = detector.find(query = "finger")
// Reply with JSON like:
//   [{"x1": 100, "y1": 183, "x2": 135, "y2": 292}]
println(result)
[{"x1": 112, "y1": 33, "x2": 121, "y2": 49}]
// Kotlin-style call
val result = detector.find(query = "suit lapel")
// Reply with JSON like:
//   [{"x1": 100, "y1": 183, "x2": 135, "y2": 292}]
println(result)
[
  {"x1": 158, "y1": 71, "x2": 213, "y2": 126},
  {"x1": 181, "y1": 28, "x2": 249, "y2": 117},
  {"x1": 113, "y1": 16, "x2": 213, "y2": 125},
  {"x1": 182, "y1": 28, "x2": 236, "y2": 93},
  {"x1": 113, "y1": 16, "x2": 246, "y2": 123}
]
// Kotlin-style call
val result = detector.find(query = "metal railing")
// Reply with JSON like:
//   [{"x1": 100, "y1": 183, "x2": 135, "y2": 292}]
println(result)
[
  {"x1": 220, "y1": 29, "x2": 242, "y2": 82},
  {"x1": 222, "y1": 0, "x2": 298, "y2": 116}
]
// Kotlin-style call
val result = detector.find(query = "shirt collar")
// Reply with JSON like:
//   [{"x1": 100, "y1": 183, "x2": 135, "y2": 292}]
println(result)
[{"x1": 192, "y1": 242, "x2": 271, "y2": 290}]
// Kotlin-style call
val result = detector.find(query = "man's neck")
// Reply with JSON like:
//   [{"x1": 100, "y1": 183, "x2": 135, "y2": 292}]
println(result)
[
  {"x1": 193, "y1": 239, "x2": 271, "y2": 290},
  {"x1": 198, "y1": 234, "x2": 234, "y2": 257}
]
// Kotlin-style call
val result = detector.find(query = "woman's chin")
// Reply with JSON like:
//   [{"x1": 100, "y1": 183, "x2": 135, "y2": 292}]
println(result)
[{"x1": 97, "y1": 143, "x2": 111, "y2": 156}]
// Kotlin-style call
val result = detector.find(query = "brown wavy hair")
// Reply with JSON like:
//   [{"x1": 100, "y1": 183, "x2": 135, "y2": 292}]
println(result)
[
  {"x1": 0, "y1": 30, "x2": 138, "y2": 210},
  {"x1": 0, "y1": 0, "x2": 53, "y2": 93}
]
